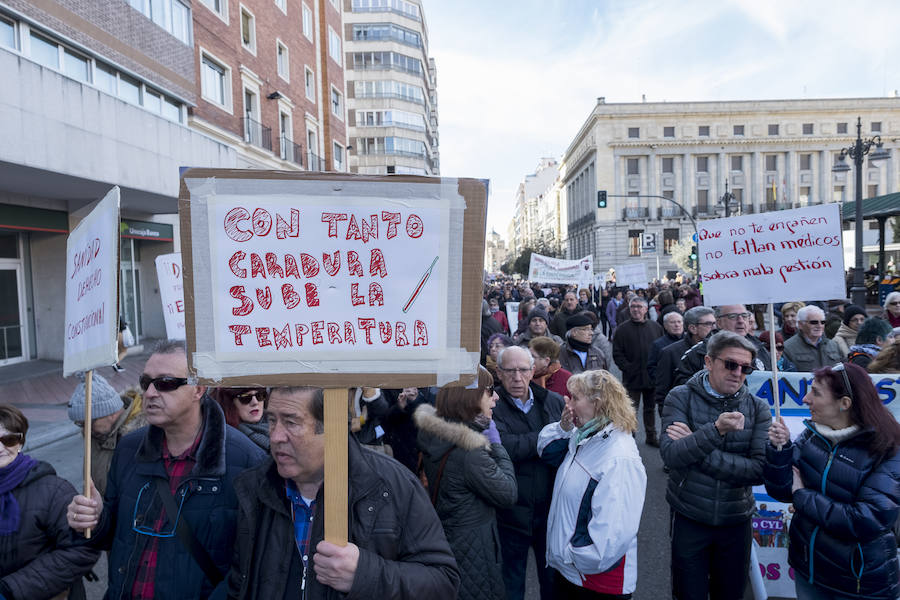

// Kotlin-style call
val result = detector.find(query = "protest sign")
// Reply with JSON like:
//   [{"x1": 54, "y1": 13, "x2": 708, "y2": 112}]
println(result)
[
  {"x1": 179, "y1": 170, "x2": 486, "y2": 388},
  {"x1": 63, "y1": 187, "x2": 120, "y2": 376},
  {"x1": 505, "y1": 301, "x2": 520, "y2": 335},
  {"x1": 613, "y1": 262, "x2": 649, "y2": 288},
  {"x1": 697, "y1": 203, "x2": 845, "y2": 306},
  {"x1": 528, "y1": 253, "x2": 593, "y2": 288},
  {"x1": 744, "y1": 369, "x2": 900, "y2": 598},
  {"x1": 155, "y1": 253, "x2": 185, "y2": 340}
]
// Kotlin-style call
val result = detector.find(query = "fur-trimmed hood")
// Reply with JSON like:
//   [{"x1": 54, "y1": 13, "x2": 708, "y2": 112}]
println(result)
[{"x1": 414, "y1": 404, "x2": 489, "y2": 452}]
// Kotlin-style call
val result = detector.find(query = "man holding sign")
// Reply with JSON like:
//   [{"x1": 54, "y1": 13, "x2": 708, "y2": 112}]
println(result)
[
  {"x1": 227, "y1": 386, "x2": 459, "y2": 598},
  {"x1": 67, "y1": 341, "x2": 266, "y2": 599}
]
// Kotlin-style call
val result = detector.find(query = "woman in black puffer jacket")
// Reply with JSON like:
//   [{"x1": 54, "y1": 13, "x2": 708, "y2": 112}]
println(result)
[
  {"x1": 765, "y1": 362, "x2": 900, "y2": 600},
  {"x1": 0, "y1": 404, "x2": 100, "y2": 600},
  {"x1": 415, "y1": 366, "x2": 518, "y2": 600}
]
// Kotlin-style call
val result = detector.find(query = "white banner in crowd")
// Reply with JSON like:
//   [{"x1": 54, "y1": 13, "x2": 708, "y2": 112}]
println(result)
[
  {"x1": 613, "y1": 262, "x2": 649, "y2": 288},
  {"x1": 63, "y1": 187, "x2": 120, "y2": 376},
  {"x1": 528, "y1": 253, "x2": 593, "y2": 288},
  {"x1": 697, "y1": 203, "x2": 845, "y2": 306},
  {"x1": 505, "y1": 301, "x2": 520, "y2": 336},
  {"x1": 155, "y1": 253, "x2": 186, "y2": 340},
  {"x1": 743, "y1": 370, "x2": 900, "y2": 598}
]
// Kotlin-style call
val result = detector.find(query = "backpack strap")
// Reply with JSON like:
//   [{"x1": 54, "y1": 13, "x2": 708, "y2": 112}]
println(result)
[
  {"x1": 429, "y1": 449, "x2": 454, "y2": 506},
  {"x1": 153, "y1": 478, "x2": 223, "y2": 586}
]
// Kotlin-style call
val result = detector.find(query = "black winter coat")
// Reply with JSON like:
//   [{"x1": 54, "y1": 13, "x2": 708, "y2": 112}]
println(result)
[
  {"x1": 660, "y1": 372, "x2": 771, "y2": 525},
  {"x1": 0, "y1": 461, "x2": 100, "y2": 600},
  {"x1": 653, "y1": 336, "x2": 694, "y2": 408},
  {"x1": 612, "y1": 319, "x2": 664, "y2": 389},
  {"x1": 764, "y1": 423, "x2": 900, "y2": 599},
  {"x1": 415, "y1": 405, "x2": 517, "y2": 600},
  {"x1": 228, "y1": 438, "x2": 460, "y2": 600},
  {"x1": 492, "y1": 383, "x2": 564, "y2": 537}
]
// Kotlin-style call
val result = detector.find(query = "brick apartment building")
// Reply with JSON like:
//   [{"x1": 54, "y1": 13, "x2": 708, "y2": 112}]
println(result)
[
  {"x1": 0, "y1": 0, "x2": 237, "y2": 365},
  {"x1": 191, "y1": 0, "x2": 348, "y2": 171}
]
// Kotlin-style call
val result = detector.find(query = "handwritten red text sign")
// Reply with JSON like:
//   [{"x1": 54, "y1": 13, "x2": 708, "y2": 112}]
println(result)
[
  {"x1": 209, "y1": 197, "x2": 445, "y2": 356},
  {"x1": 697, "y1": 203, "x2": 845, "y2": 306}
]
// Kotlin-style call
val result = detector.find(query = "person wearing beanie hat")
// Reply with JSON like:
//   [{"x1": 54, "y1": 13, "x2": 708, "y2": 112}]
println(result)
[
  {"x1": 67, "y1": 373, "x2": 145, "y2": 496},
  {"x1": 833, "y1": 304, "x2": 867, "y2": 359},
  {"x1": 513, "y1": 307, "x2": 562, "y2": 346},
  {"x1": 825, "y1": 299, "x2": 852, "y2": 339}
]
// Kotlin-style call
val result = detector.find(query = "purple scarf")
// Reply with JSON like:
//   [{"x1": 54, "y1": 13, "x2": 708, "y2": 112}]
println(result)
[{"x1": 0, "y1": 453, "x2": 38, "y2": 535}]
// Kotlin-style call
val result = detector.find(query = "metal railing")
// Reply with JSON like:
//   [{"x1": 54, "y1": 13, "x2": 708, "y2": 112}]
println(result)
[
  {"x1": 307, "y1": 151, "x2": 322, "y2": 171},
  {"x1": 244, "y1": 116, "x2": 272, "y2": 151},
  {"x1": 659, "y1": 205, "x2": 681, "y2": 218},
  {"x1": 279, "y1": 134, "x2": 303, "y2": 167},
  {"x1": 764, "y1": 202, "x2": 792, "y2": 212},
  {"x1": 694, "y1": 206, "x2": 713, "y2": 217},
  {"x1": 623, "y1": 207, "x2": 649, "y2": 219}
]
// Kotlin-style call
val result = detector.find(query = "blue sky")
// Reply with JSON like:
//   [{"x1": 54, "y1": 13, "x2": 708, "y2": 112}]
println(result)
[{"x1": 423, "y1": 0, "x2": 900, "y2": 237}]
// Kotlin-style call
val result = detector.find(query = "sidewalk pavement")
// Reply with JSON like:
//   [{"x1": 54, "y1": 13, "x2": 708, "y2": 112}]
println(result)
[{"x1": 2, "y1": 343, "x2": 157, "y2": 452}]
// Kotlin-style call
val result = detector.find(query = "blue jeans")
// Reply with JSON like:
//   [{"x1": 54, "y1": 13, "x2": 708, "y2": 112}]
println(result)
[
  {"x1": 498, "y1": 524, "x2": 554, "y2": 600},
  {"x1": 795, "y1": 576, "x2": 858, "y2": 600}
]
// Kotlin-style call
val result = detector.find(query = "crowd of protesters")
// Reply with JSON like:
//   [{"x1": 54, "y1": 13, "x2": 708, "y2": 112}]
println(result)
[{"x1": 3, "y1": 272, "x2": 900, "y2": 599}]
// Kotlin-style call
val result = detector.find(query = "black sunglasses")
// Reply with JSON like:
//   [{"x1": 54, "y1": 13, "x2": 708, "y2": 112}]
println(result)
[
  {"x1": 714, "y1": 356, "x2": 755, "y2": 375},
  {"x1": 139, "y1": 375, "x2": 189, "y2": 392},
  {"x1": 0, "y1": 432, "x2": 23, "y2": 447},
  {"x1": 233, "y1": 390, "x2": 267, "y2": 405}
]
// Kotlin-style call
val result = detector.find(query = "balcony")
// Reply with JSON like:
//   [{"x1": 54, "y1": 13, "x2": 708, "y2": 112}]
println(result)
[
  {"x1": 244, "y1": 116, "x2": 272, "y2": 152},
  {"x1": 279, "y1": 135, "x2": 303, "y2": 167},
  {"x1": 308, "y1": 151, "x2": 322, "y2": 171},
  {"x1": 659, "y1": 205, "x2": 682, "y2": 218},
  {"x1": 740, "y1": 204, "x2": 755, "y2": 214},
  {"x1": 693, "y1": 206, "x2": 714, "y2": 218},
  {"x1": 763, "y1": 202, "x2": 792, "y2": 213},
  {"x1": 623, "y1": 207, "x2": 649, "y2": 220}
]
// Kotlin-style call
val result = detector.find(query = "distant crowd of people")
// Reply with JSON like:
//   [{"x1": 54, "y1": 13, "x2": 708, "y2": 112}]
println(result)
[{"x1": 1, "y1": 275, "x2": 900, "y2": 600}]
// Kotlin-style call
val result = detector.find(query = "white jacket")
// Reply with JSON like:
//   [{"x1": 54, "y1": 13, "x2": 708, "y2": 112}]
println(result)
[{"x1": 537, "y1": 421, "x2": 647, "y2": 595}]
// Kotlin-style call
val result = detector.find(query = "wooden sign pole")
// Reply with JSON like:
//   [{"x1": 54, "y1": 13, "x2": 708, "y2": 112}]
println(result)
[
  {"x1": 83, "y1": 369, "x2": 93, "y2": 539},
  {"x1": 323, "y1": 388, "x2": 348, "y2": 546}
]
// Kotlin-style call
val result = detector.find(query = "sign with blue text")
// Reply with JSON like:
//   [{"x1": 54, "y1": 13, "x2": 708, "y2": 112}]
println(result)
[{"x1": 697, "y1": 203, "x2": 845, "y2": 306}]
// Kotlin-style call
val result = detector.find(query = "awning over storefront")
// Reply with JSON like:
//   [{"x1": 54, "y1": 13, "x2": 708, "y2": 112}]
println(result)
[
  {"x1": 120, "y1": 219, "x2": 173, "y2": 242},
  {"x1": 0, "y1": 204, "x2": 68, "y2": 233}
]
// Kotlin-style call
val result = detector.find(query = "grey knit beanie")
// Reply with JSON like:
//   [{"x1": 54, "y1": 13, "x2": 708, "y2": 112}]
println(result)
[{"x1": 68, "y1": 373, "x2": 123, "y2": 422}]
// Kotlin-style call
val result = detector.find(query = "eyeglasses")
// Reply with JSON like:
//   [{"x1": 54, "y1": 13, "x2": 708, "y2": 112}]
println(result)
[
  {"x1": 234, "y1": 390, "x2": 267, "y2": 405},
  {"x1": 776, "y1": 345, "x2": 784, "y2": 351},
  {"x1": 721, "y1": 312, "x2": 752, "y2": 321},
  {"x1": 498, "y1": 366, "x2": 532, "y2": 376},
  {"x1": 713, "y1": 356, "x2": 755, "y2": 375},
  {"x1": 830, "y1": 363, "x2": 855, "y2": 403},
  {"x1": 132, "y1": 482, "x2": 186, "y2": 538},
  {"x1": 803, "y1": 320, "x2": 825, "y2": 326},
  {"x1": 889, "y1": 302, "x2": 900, "y2": 306},
  {"x1": 139, "y1": 375, "x2": 189, "y2": 392},
  {"x1": 695, "y1": 321, "x2": 717, "y2": 328},
  {"x1": 0, "y1": 432, "x2": 23, "y2": 447}
]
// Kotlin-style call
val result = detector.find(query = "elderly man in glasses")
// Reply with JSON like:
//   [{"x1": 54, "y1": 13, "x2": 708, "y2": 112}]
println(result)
[
  {"x1": 66, "y1": 340, "x2": 266, "y2": 599},
  {"x1": 661, "y1": 330, "x2": 772, "y2": 600},
  {"x1": 782, "y1": 305, "x2": 845, "y2": 372},
  {"x1": 492, "y1": 345, "x2": 564, "y2": 600},
  {"x1": 673, "y1": 303, "x2": 772, "y2": 387}
]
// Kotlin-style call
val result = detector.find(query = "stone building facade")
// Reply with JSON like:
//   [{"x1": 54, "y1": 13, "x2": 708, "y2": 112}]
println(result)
[{"x1": 561, "y1": 97, "x2": 900, "y2": 275}]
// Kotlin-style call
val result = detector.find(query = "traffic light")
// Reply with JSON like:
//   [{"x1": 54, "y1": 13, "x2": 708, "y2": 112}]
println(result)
[
  {"x1": 597, "y1": 190, "x2": 607, "y2": 208},
  {"x1": 690, "y1": 245, "x2": 698, "y2": 269}
]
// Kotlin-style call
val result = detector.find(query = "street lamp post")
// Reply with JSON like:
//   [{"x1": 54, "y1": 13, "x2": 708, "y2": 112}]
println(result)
[
  {"x1": 719, "y1": 180, "x2": 736, "y2": 217},
  {"x1": 833, "y1": 116, "x2": 888, "y2": 307}
]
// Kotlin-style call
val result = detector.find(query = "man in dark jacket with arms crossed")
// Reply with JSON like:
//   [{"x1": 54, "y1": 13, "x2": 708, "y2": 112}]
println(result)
[{"x1": 661, "y1": 331, "x2": 771, "y2": 600}]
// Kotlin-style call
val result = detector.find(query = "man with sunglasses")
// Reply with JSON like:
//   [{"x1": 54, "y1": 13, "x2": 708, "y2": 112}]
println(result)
[
  {"x1": 781, "y1": 305, "x2": 844, "y2": 372},
  {"x1": 673, "y1": 303, "x2": 771, "y2": 387},
  {"x1": 660, "y1": 331, "x2": 771, "y2": 600},
  {"x1": 66, "y1": 340, "x2": 266, "y2": 599}
]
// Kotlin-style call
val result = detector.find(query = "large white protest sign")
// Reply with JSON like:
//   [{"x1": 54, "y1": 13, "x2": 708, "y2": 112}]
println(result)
[
  {"x1": 155, "y1": 253, "x2": 185, "y2": 340},
  {"x1": 505, "y1": 301, "x2": 520, "y2": 335},
  {"x1": 528, "y1": 253, "x2": 593, "y2": 288},
  {"x1": 743, "y1": 369, "x2": 900, "y2": 598},
  {"x1": 614, "y1": 262, "x2": 649, "y2": 288},
  {"x1": 180, "y1": 171, "x2": 486, "y2": 388},
  {"x1": 697, "y1": 204, "x2": 845, "y2": 306},
  {"x1": 63, "y1": 187, "x2": 120, "y2": 376}
]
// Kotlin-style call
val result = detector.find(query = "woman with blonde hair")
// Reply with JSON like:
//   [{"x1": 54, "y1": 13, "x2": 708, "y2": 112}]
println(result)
[
  {"x1": 537, "y1": 370, "x2": 647, "y2": 598},
  {"x1": 778, "y1": 301, "x2": 806, "y2": 341}
]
